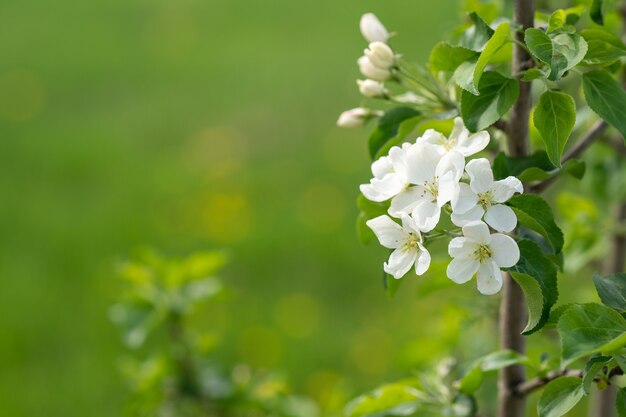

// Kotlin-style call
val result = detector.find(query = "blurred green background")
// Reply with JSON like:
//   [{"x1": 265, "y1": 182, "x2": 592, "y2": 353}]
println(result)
[{"x1": 0, "y1": 0, "x2": 605, "y2": 416}]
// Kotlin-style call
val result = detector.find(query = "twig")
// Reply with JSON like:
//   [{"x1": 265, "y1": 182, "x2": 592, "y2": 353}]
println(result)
[
  {"x1": 493, "y1": 119, "x2": 508, "y2": 132},
  {"x1": 529, "y1": 120, "x2": 608, "y2": 193},
  {"x1": 514, "y1": 369, "x2": 583, "y2": 396}
]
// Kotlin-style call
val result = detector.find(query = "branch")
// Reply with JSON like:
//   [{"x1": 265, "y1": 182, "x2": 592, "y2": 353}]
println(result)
[
  {"x1": 529, "y1": 120, "x2": 608, "y2": 194},
  {"x1": 514, "y1": 369, "x2": 583, "y2": 396}
]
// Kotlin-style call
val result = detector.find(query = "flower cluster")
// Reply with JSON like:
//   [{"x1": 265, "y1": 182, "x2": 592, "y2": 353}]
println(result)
[{"x1": 363, "y1": 118, "x2": 522, "y2": 294}]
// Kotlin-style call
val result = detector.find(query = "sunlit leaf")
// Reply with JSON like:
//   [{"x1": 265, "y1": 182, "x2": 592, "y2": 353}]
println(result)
[
  {"x1": 533, "y1": 90, "x2": 576, "y2": 167},
  {"x1": 593, "y1": 273, "x2": 626, "y2": 311},
  {"x1": 461, "y1": 71, "x2": 518, "y2": 131},
  {"x1": 583, "y1": 70, "x2": 626, "y2": 141},
  {"x1": 537, "y1": 377, "x2": 585, "y2": 417}
]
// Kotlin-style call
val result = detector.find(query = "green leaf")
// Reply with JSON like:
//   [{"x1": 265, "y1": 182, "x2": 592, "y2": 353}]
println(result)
[
  {"x1": 507, "y1": 194, "x2": 564, "y2": 254},
  {"x1": 460, "y1": 12, "x2": 495, "y2": 52},
  {"x1": 548, "y1": 7, "x2": 585, "y2": 33},
  {"x1": 562, "y1": 159, "x2": 586, "y2": 180},
  {"x1": 375, "y1": 116, "x2": 422, "y2": 159},
  {"x1": 368, "y1": 108, "x2": 421, "y2": 160},
  {"x1": 591, "y1": 0, "x2": 605, "y2": 25},
  {"x1": 593, "y1": 273, "x2": 626, "y2": 311},
  {"x1": 537, "y1": 377, "x2": 585, "y2": 417},
  {"x1": 525, "y1": 29, "x2": 588, "y2": 80},
  {"x1": 458, "y1": 350, "x2": 528, "y2": 394},
  {"x1": 618, "y1": 388, "x2": 626, "y2": 417},
  {"x1": 583, "y1": 70, "x2": 626, "y2": 141},
  {"x1": 461, "y1": 71, "x2": 518, "y2": 132},
  {"x1": 430, "y1": 42, "x2": 480, "y2": 72},
  {"x1": 533, "y1": 90, "x2": 576, "y2": 167},
  {"x1": 581, "y1": 29, "x2": 626, "y2": 66},
  {"x1": 507, "y1": 239, "x2": 559, "y2": 334},
  {"x1": 522, "y1": 68, "x2": 545, "y2": 81},
  {"x1": 583, "y1": 355, "x2": 612, "y2": 394},
  {"x1": 454, "y1": 60, "x2": 479, "y2": 95},
  {"x1": 356, "y1": 195, "x2": 389, "y2": 245},
  {"x1": 493, "y1": 151, "x2": 554, "y2": 179},
  {"x1": 345, "y1": 383, "x2": 424, "y2": 417},
  {"x1": 558, "y1": 303, "x2": 626, "y2": 366},
  {"x1": 384, "y1": 273, "x2": 403, "y2": 299}
]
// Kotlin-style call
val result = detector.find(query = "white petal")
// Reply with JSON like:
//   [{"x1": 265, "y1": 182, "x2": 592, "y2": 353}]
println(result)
[
  {"x1": 485, "y1": 204, "x2": 517, "y2": 232},
  {"x1": 366, "y1": 215, "x2": 406, "y2": 249},
  {"x1": 415, "y1": 243, "x2": 431, "y2": 275},
  {"x1": 389, "y1": 187, "x2": 422, "y2": 216},
  {"x1": 360, "y1": 172, "x2": 405, "y2": 202},
  {"x1": 405, "y1": 143, "x2": 441, "y2": 184},
  {"x1": 476, "y1": 261, "x2": 503, "y2": 295},
  {"x1": 491, "y1": 176, "x2": 524, "y2": 203},
  {"x1": 447, "y1": 256, "x2": 479, "y2": 284},
  {"x1": 490, "y1": 234, "x2": 520, "y2": 268},
  {"x1": 454, "y1": 117, "x2": 490, "y2": 156},
  {"x1": 360, "y1": 13, "x2": 389, "y2": 43},
  {"x1": 462, "y1": 221, "x2": 491, "y2": 244},
  {"x1": 452, "y1": 183, "x2": 478, "y2": 214},
  {"x1": 436, "y1": 150, "x2": 465, "y2": 181},
  {"x1": 384, "y1": 248, "x2": 417, "y2": 278},
  {"x1": 388, "y1": 145, "x2": 409, "y2": 182},
  {"x1": 447, "y1": 117, "x2": 466, "y2": 143},
  {"x1": 416, "y1": 129, "x2": 445, "y2": 147},
  {"x1": 358, "y1": 56, "x2": 391, "y2": 81},
  {"x1": 448, "y1": 237, "x2": 474, "y2": 257},
  {"x1": 371, "y1": 156, "x2": 393, "y2": 179},
  {"x1": 437, "y1": 170, "x2": 460, "y2": 207},
  {"x1": 400, "y1": 214, "x2": 421, "y2": 236},
  {"x1": 466, "y1": 158, "x2": 494, "y2": 194},
  {"x1": 451, "y1": 205, "x2": 484, "y2": 227},
  {"x1": 411, "y1": 200, "x2": 440, "y2": 232}
]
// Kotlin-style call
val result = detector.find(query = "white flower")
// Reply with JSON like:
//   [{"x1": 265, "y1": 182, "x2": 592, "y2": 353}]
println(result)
[
  {"x1": 357, "y1": 79, "x2": 386, "y2": 98},
  {"x1": 360, "y1": 143, "x2": 412, "y2": 202},
  {"x1": 337, "y1": 107, "x2": 382, "y2": 128},
  {"x1": 451, "y1": 158, "x2": 523, "y2": 232},
  {"x1": 446, "y1": 221, "x2": 520, "y2": 294},
  {"x1": 366, "y1": 214, "x2": 431, "y2": 278},
  {"x1": 388, "y1": 143, "x2": 465, "y2": 232},
  {"x1": 364, "y1": 42, "x2": 395, "y2": 69},
  {"x1": 358, "y1": 56, "x2": 391, "y2": 81},
  {"x1": 360, "y1": 13, "x2": 389, "y2": 43},
  {"x1": 417, "y1": 117, "x2": 490, "y2": 157}
]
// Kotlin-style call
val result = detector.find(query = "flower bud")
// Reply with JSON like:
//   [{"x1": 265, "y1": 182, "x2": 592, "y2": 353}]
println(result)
[
  {"x1": 336, "y1": 107, "x2": 382, "y2": 128},
  {"x1": 357, "y1": 79, "x2": 386, "y2": 98},
  {"x1": 358, "y1": 56, "x2": 391, "y2": 81},
  {"x1": 359, "y1": 13, "x2": 389, "y2": 43},
  {"x1": 364, "y1": 42, "x2": 395, "y2": 69}
]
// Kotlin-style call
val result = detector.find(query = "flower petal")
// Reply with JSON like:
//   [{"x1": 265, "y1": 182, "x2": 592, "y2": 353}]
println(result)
[
  {"x1": 388, "y1": 187, "x2": 422, "y2": 216},
  {"x1": 388, "y1": 145, "x2": 409, "y2": 182},
  {"x1": 405, "y1": 143, "x2": 441, "y2": 184},
  {"x1": 466, "y1": 158, "x2": 494, "y2": 194},
  {"x1": 485, "y1": 204, "x2": 518, "y2": 232},
  {"x1": 416, "y1": 129, "x2": 445, "y2": 149},
  {"x1": 384, "y1": 248, "x2": 417, "y2": 278},
  {"x1": 436, "y1": 150, "x2": 465, "y2": 181},
  {"x1": 400, "y1": 214, "x2": 421, "y2": 237},
  {"x1": 415, "y1": 243, "x2": 431, "y2": 275},
  {"x1": 371, "y1": 155, "x2": 393, "y2": 179},
  {"x1": 447, "y1": 256, "x2": 479, "y2": 284},
  {"x1": 490, "y1": 234, "x2": 520, "y2": 268},
  {"x1": 476, "y1": 261, "x2": 503, "y2": 295},
  {"x1": 437, "y1": 170, "x2": 460, "y2": 207},
  {"x1": 360, "y1": 173, "x2": 404, "y2": 202},
  {"x1": 365, "y1": 215, "x2": 406, "y2": 249},
  {"x1": 491, "y1": 176, "x2": 523, "y2": 203},
  {"x1": 462, "y1": 221, "x2": 491, "y2": 244},
  {"x1": 411, "y1": 199, "x2": 440, "y2": 232},
  {"x1": 451, "y1": 205, "x2": 484, "y2": 227},
  {"x1": 452, "y1": 183, "x2": 478, "y2": 214},
  {"x1": 448, "y1": 237, "x2": 474, "y2": 257},
  {"x1": 453, "y1": 117, "x2": 490, "y2": 156}
]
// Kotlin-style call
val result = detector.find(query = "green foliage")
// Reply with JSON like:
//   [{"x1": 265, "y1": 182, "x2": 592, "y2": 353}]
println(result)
[
  {"x1": 525, "y1": 29, "x2": 588, "y2": 80},
  {"x1": 591, "y1": 0, "x2": 606, "y2": 25},
  {"x1": 458, "y1": 350, "x2": 528, "y2": 394},
  {"x1": 558, "y1": 303, "x2": 626, "y2": 366},
  {"x1": 506, "y1": 239, "x2": 558, "y2": 334},
  {"x1": 537, "y1": 377, "x2": 585, "y2": 417},
  {"x1": 459, "y1": 12, "x2": 495, "y2": 52},
  {"x1": 581, "y1": 29, "x2": 626, "y2": 66},
  {"x1": 583, "y1": 70, "x2": 626, "y2": 140},
  {"x1": 356, "y1": 195, "x2": 390, "y2": 245},
  {"x1": 369, "y1": 107, "x2": 422, "y2": 160},
  {"x1": 594, "y1": 273, "x2": 626, "y2": 311},
  {"x1": 533, "y1": 90, "x2": 576, "y2": 167},
  {"x1": 430, "y1": 42, "x2": 479, "y2": 72},
  {"x1": 345, "y1": 383, "x2": 424, "y2": 417},
  {"x1": 460, "y1": 71, "x2": 518, "y2": 132},
  {"x1": 507, "y1": 194, "x2": 564, "y2": 254},
  {"x1": 493, "y1": 151, "x2": 585, "y2": 183},
  {"x1": 582, "y1": 355, "x2": 612, "y2": 394}
]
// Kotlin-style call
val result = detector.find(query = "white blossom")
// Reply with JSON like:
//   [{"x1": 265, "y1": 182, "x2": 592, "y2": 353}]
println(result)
[
  {"x1": 360, "y1": 143, "x2": 412, "y2": 202},
  {"x1": 357, "y1": 79, "x2": 386, "y2": 98},
  {"x1": 366, "y1": 214, "x2": 431, "y2": 278},
  {"x1": 337, "y1": 107, "x2": 382, "y2": 128},
  {"x1": 451, "y1": 158, "x2": 523, "y2": 232},
  {"x1": 446, "y1": 221, "x2": 520, "y2": 294},
  {"x1": 358, "y1": 56, "x2": 391, "y2": 81},
  {"x1": 360, "y1": 13, "x2": 389, "y2": 43},
  {"x1": 417, "y1": 117, "x2": 490, "y2": 157},
  {"x1": 357, "y1": 42, "x2": 395, "y2": 81}
]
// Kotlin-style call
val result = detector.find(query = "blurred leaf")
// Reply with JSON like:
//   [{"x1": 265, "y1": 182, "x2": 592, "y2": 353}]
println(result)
[
  {"x1": 581, "y1": 29, "x2": 626, "y2": 66},
  {"x1": 537, "y1": 377, "x2": 585, "y2": 417},
  {"x1": 593, "y1": 273, "x2": 626, "y2": 311},
  {"x1": 558, "y1": 303, "x2": 626, "y2": 366},
  {"x1": 507, "y1": 194, "x2": 564, "y2": 253},
  {"x1": 618, "y1": 388, "x2": 626, "y2": 417},
  {"x1": 345, "y1": 383, "x2": 425, "y2": 417},
  {"x1": 369, "y1": 107, "x2": 421, "y2": 160},
  {"x1": 507, "y1": 239, "x2": 559, "y2": 334},
  {"x1": 591, "y1": 0, "x2": 605, "y2": 25},
  {"x1": 375, "y1": 116, "x2": 423, "y2": 159},
  {"x1": 493, "y1": 151, "x2": 554, "y2": 179},
  {"x1": 522, "y1": 68, "x2": 545, "y2": 81},
  {"x1": 385, "y1": 272, "x2": 403, "y2": 299},
  {"x1": 356, "y1": 195, "x2": 390, "y2": 245},
  {"x1": 459, "y1": 350, "x2": 528, "y2": 394},
  {"x1": 583, "y1": 355, "x2": 612, "y2": 394},
  {"x1": 451, "y1": 394, "x2": 476, "y2": 417},
  {"x1": 525, "y1": 29, "x2": 588, "y2": 80},
  {"x1": 430, "y1": 42, "x2": 479, "y2": 72},
  {"x1": 461, "y1": 71, "x2": 518, "y2": 132},
  {"x1": 583, "y1": 70, "x2": 626, "y2": 141},
  {"x1": 533, "y1": 90, "x2": 576, "y2": 167},
  {"x1": 459, "y1": 12, "x2": 495, "y2": 52}
]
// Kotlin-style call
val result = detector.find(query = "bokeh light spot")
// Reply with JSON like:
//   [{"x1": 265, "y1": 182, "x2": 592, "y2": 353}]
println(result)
[
  {"x1": 202, "y1": 193, "x2": 252, "y2": 244},
  {"x1": 237, "y1": 326, "x2": 283, "y2": 368},
  {"x1": 348, "y1": 326, "x2": 392, "y2": 375},
  {"x1": 273, "y1": 293, "x2": 321, "y2": 339}
]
